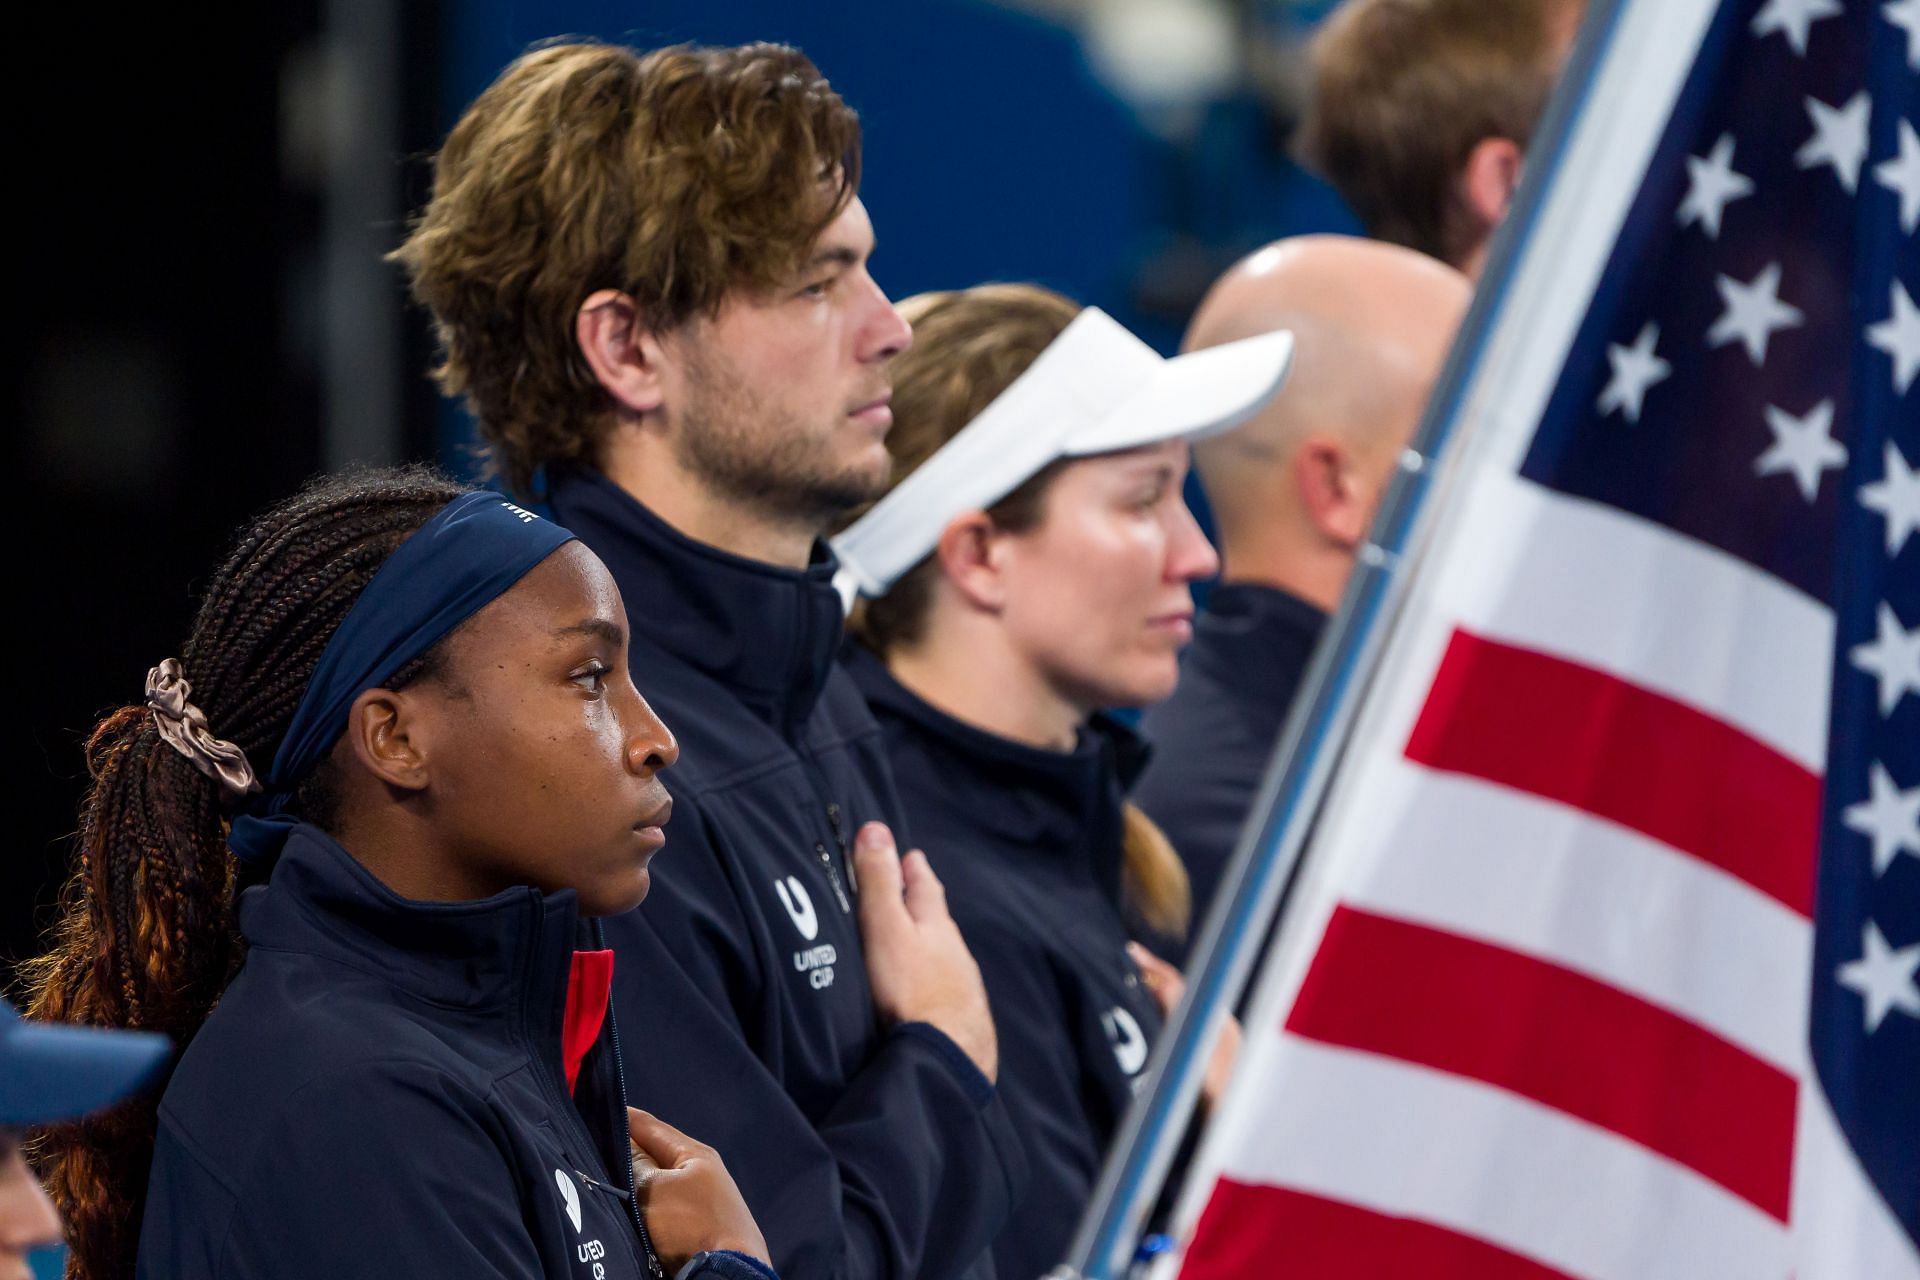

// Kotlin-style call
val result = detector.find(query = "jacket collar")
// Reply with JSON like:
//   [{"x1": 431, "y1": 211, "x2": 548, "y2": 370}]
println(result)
[
  {"x1": 842, "y1": 642, "x2": 1148, "y2": 896},
  {"x1": 240, "y1": 823, "x2": 577, "y2": 1021},
  {"x1": 1190, "y1": 582, "x2": 1327, "y2": 704},
  {"x1": 548, "y1": 469, "x2": 846, "y2": 733}
]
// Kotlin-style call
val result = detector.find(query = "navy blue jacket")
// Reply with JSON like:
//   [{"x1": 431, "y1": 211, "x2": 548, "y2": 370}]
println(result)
[
  {"x1": 140, "y1": 823, "x2": 777, "y2": 1280},
  {"x1": 1133, "y1": 583, "x2": 1326, "y2": 966},
  {"x1": 843, "y1": 644, "x2": 1164, "y2": 1280},
  {"x1": 549, "y1": 471, "x2": 1023, "y2": 1280}
]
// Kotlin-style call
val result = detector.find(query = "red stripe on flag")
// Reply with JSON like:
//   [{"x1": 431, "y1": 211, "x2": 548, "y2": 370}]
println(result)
[
  {"x1": 1180, "y1": 1180, "x2": 1578, "y2": 1280},
  {"x1": 1285, "y1": 905, "x2": 1797, "y2": 1220},
  {"x1": 1403, "y1": 629, "x2": 1818, "y2": 916}
]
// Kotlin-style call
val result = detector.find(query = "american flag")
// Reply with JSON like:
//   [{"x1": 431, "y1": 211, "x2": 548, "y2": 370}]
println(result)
[{"x1": 1162, "y1": 1, "x2": 1919, "y2": 1276}]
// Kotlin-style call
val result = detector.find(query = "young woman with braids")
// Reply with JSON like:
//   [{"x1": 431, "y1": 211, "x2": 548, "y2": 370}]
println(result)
[
  {"x1": 19, "y1": 467, "x2": 779, "y2": 1280},
  {"x1": 831, "y1": 285, "x2": 1292, "y2": 1280}
]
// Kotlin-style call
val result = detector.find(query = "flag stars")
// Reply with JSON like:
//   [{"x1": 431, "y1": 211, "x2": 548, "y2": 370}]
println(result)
[
  {"x1": 1597, "y1": 322, "x2": 1672, "y2": 423},
  {"x1": 1850, "y1": 601, "x2": 1920, "y2": 717},
  {"x1": 1888, "y1": 0, "x2": 1920, "y2": 72},
  {"x1": 1836, "y1": 921, "x2": 1920, "y2": 1033},
  {"x1": 1860, "y1": 441, "x2": 1920, "y2": 557},
  {"x1": 1752, "y1": 0, "x2": 1843, "y2": 53},
  {"x1": 1865, "y1": 280, "x2": 1920, "y2": 396},
  {"x1": 1844, "y1": 763, "x2": 1920, "y2": 877},
  {"x1": 1755, "y1": 399, "x2": 1845, "y2": 501},
  {"x1": 1874, "y1": 119, "x2": 1920, "y2": 234},
  {"x1": 1796, "y1": 90, "x2": 1872, "y2": 194},
  {"x1": 1710, "y1": 263, "x2": 1804, "y2": 365},
  {"x1": 1677, "y1": 134, "x2": 1755, "y2": 238}
]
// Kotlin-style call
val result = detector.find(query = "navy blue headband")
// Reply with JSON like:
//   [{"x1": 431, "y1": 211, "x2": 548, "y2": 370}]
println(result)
[{"x1": 227, "y1": 492, "x2": 577, "y2": 863}]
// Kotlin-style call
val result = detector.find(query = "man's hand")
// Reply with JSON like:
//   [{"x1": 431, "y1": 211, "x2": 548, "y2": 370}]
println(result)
[
  {"x1": 1128, "y1": 942, "x2": 1241, "y2": 1110},
  {"x1": 628, "y1": 1108, "x2": 770, "y2": 1270},
  {"x1": 852, "y1": 821, "x2": 998, "y2": 1082}
]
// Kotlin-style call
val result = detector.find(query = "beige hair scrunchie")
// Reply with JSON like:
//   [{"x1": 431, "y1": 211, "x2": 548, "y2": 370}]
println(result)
[{"x1": 144, "y1": 659, "x2": 262, "y2": 797}]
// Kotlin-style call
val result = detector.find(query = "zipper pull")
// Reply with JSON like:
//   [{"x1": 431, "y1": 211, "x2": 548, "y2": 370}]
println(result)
[
  {"x1": 815, "y1": 841, "x2": 853, "y2": 913},
  {"x1": 825, "y1": 802, "x2": 860, "y2": 896},
  {"x1": 576, "y1": 1164, "x2": 662, "y2": 1275}
]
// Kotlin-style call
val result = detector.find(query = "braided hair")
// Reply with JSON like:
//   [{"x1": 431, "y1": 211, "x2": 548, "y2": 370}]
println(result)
[{"x1": 18, "y1": 465, "x2": 469, "y2": 1280}]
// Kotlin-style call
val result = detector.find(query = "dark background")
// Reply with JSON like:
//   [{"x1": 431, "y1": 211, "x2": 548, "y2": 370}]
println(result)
[{"x1": 8, "y1": 0, "x2": 1355, "y2": 985}]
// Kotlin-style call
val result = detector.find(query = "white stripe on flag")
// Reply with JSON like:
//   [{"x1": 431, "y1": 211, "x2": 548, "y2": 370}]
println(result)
[
  {"x1": 1791, "y1": 1081, "x2": 1920, "y2": 1280},
  {"x1": 1209, "y1": 1038, "x2": 1790, "y2": 1280},
  {"x1": 1436, "y1": 472, "x2": 1832, "y2": 771},
  {"x1": 1344, "y1": 762, "x2": 1813, "y2": 1074}
]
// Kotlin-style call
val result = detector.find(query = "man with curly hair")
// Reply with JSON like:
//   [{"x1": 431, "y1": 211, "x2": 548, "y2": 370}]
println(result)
[{"x1": 394, "y1": 41, "x2": 1020, "y2": 1280}]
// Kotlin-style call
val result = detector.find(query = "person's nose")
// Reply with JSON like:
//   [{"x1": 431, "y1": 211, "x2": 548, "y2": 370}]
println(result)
[
  {"x1": 621, "y1": 685, "x2": 680, "y2": 775},
  {"x1": 1167, "y1": 497, "x2": 1220, "y2": 583},
  {"x1": 857, "y1": 275, "x2": 913, "y2": 363},
  {"x1": 0, "y1": 1153, "x2": 64, "y2": 1266}
]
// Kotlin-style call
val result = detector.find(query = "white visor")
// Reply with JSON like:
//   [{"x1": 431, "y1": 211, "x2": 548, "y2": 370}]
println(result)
[{"x1": 831, "y1": 306, "x2": 1294, "y2": 607}]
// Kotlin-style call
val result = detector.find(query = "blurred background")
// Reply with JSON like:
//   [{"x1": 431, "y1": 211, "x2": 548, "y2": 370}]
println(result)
[{"x1": 9, "y1": 0, "x2": 1359, "y2": 983}]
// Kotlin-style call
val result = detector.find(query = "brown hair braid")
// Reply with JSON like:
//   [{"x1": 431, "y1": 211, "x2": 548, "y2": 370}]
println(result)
[{"x1": 17, "y1": 465, "x2": 468, "y2": 1280}]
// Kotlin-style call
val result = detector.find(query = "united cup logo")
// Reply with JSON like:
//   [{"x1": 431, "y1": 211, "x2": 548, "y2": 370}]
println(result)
[
  {"x1": 1102, "y1": 1006, "x2": 1149, "y2": 1076},
  {"x1": 554, "y1": 1168, "x2": 582, "y2": 1233},
  {"x1": 775, "y1": 875, "x2": 820, "y2": 941}
]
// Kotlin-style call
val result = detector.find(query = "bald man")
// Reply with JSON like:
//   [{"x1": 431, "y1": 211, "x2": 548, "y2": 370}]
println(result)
[{"x1": 1133, "y1": 236, "x2": 1470, "y2": 963}]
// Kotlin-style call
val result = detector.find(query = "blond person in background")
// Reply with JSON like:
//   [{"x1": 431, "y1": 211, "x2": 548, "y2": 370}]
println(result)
[
  {"x1": 1299, "y1": 0, "x2": 1587, "y2": 279},
  {"x1": 1133, "y1": 236, "x2": 1472, "y2": 964},
  {"x1": 833, "y1": 284, "x2": 1289, "y2": 1280}
]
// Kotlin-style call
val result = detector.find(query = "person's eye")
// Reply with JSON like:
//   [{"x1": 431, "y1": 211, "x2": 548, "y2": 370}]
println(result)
[
  {"x1": 570, "y1": 661, "x2": 610, "y2": 695},
  {"x1": 798, "y1": 275, "x2": 835, "y2": 300}
]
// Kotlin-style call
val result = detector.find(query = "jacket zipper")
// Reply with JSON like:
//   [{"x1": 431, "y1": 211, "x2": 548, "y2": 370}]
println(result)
[
  {"x1": 533, "y1": 913, "x2": 664, "y2": 1279},
  {"x1": 825, "y1": 802, "x2": 851, "y2": 879},
  {"x1": 787, "y1": 719, "x2": 854, "y2": 914},
  {"x1": 598, "y1": 920, "x2": 666, "y2": 1279},
  {"x1": 789, "y1": 575, "x2": 854, "y2": 915}
]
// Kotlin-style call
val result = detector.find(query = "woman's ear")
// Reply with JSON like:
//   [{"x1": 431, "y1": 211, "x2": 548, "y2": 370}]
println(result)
[
  {"x1": 576, "y1": 289, "x2": 667, "y2": 416},
  {"x1": 343, "y1": 687, "x2": 432, "y2": 794},
  {"x1": 933, "y1": 511, "x2": 1009, "y2": 613}
]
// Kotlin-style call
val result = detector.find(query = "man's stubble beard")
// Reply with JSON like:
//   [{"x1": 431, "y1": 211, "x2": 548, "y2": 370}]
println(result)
[{"x1": 672, "y1": 354, "x2": 891, "y2": 537}]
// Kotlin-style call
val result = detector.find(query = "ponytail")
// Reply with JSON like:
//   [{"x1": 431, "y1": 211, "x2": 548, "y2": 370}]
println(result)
[
  {"x1": 20, "y1": 703, "x2": 239, "y2": 1276},
  {"x1": 1120, "y1": 803, "x2": 1191, "y2": 942}
]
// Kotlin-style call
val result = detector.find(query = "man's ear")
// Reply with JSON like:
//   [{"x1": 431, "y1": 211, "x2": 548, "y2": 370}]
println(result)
[
  {"x1": 576, "y1": 289, "x2": 667, "y2": 416},
  {"x1": 1458, "y1": 135, "x2": 1525, "y2": 237},
  {"x1": 343, "y1": 687, "x2": 432, "y2": 794},
  {"x1": 1292, "y1": 436, "x2": 1370, "y2": 550},
  {"x1": 934, "y1": 512, "x2": 1010, "y2": 614}
]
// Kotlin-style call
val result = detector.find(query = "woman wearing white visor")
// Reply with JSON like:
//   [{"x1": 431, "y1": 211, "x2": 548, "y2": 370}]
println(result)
[{"x1": 833, "y1": 285, "x2": 1289, "y2": 1280}]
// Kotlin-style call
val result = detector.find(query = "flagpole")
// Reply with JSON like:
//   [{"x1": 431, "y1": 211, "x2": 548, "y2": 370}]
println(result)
[{"x1": 1050, "y1": 5, "x2": 1627, "y2": 1273}]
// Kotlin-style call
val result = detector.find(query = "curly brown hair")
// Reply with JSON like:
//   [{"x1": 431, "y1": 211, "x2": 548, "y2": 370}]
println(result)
[
  {"x1": 19, "y1": 467, "x2": 468, "y2": 1280},
  {"x1": 391, "y1": 40, "x2": 863, "y2": 496},
  {"x1": 1298, "y1": 0, "x2": 1584, "y2": 266}
]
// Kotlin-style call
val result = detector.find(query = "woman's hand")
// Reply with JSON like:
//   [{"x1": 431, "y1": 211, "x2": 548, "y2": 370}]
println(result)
[
  {"x1": 627, "y1": 1108, "x2": 770, "y2": 1269},
  {"x1": 1127, "y1": 942, "x2": 1242, "y2": 1110},
  {"x1": 852, "y1": 822, "x2": 999, "y2": 1082}
]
